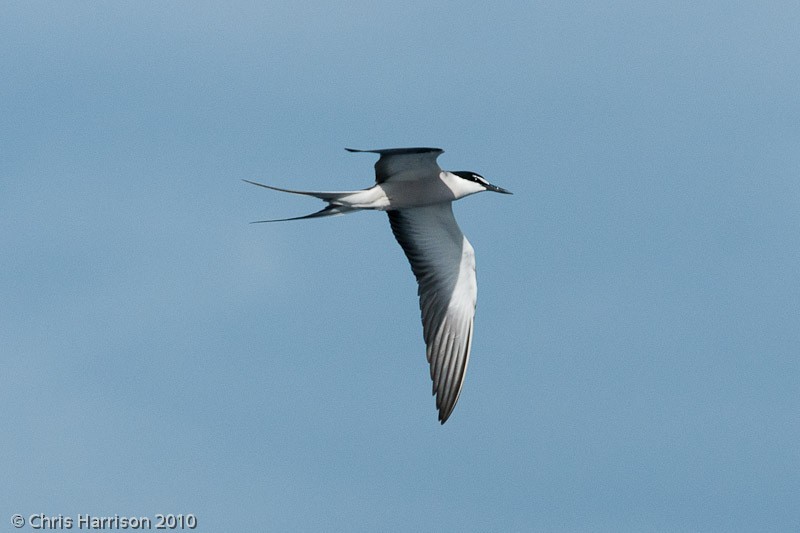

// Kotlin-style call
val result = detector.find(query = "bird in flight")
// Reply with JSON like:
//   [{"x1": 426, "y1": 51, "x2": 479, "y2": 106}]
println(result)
[{"x1": 245, "y1": 147, "x2": 511, "y2": 423}]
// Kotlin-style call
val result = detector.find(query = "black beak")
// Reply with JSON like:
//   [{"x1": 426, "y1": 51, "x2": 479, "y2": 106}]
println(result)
[{"x1": 486, "y1": 183, "x2": 512, "y2": 194}]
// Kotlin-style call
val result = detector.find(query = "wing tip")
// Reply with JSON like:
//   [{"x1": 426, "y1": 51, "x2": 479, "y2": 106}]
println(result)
[
  {"x1": 345, "y1": 147, "x2": 444, "y2": 155},
  {"x1": 433, "y1": 388, "x2": 456, "y2": 424}
]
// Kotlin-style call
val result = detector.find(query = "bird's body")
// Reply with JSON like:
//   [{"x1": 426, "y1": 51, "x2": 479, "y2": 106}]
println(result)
[{"x1": 245, "y1": 147, "x2": 510, "y2": 423}]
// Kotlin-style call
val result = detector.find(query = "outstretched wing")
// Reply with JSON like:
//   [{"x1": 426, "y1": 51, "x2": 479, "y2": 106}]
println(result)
[
  {"x1": 387, "y1": 203, "x2": 477, "y2": 424},
  {"x1": 346, "y1": 147, "x2": 444, "y2": 184}
]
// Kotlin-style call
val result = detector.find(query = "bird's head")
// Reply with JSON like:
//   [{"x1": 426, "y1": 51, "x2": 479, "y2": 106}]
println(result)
[{"x1": 451, "y1": 171, "x2": 513, "y2": 195}]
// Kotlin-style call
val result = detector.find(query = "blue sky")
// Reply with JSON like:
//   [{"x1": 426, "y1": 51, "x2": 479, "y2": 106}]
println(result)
[{"x1": 2, "y1": 2, "x2": 799, "y2": 531}]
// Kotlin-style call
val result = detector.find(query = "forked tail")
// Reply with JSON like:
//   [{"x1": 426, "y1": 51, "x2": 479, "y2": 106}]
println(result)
[{"x1": 242, "y1": 179, "x2": 359, "y2": 222}]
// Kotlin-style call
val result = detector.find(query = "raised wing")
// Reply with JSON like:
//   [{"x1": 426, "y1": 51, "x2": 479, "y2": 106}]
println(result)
[
  {"x1": 346, "y1": 147, "x2": 444, "y2": 184},
  {"x1": 387, "y1": 203, "x2": 477, "y2": 423}
]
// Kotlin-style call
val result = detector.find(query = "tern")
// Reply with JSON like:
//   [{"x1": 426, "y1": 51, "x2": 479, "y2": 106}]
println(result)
[{"x1": 245, "y1": 147, "x2": 511, "y2": 423}]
